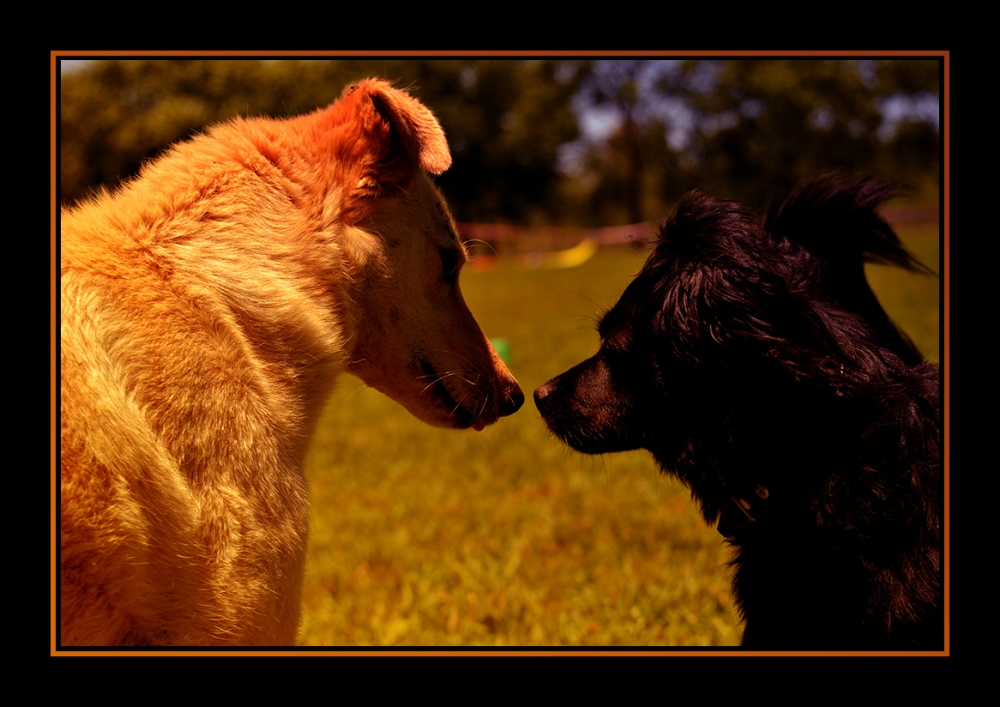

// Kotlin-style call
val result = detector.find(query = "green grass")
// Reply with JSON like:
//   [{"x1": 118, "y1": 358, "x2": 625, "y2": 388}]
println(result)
[
  {"x1": 300, "y1": 228, "x2": 940, "y2": 647},
  {"x1": 866, "y1": 223, "x2": 940, "y2": 362}
]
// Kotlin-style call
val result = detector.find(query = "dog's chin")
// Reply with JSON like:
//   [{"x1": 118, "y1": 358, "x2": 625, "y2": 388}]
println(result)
[
  {"x1": 353, "y1": 355, "x2": 523, "y2": 431},
  {"x1": 395, "y1": 383, "x2": 483, "y2": 431},
  {"x1": 412, "y1": 406, "x2": 479, "y2": 430},
  {"x1": 544, "y1": 422, "x2": 642, "y2": 456}
]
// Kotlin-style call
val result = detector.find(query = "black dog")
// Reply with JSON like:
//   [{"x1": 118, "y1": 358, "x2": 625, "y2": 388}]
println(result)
[{"x1": 534, "y1": 175, "x2": 941, "y2": 649}]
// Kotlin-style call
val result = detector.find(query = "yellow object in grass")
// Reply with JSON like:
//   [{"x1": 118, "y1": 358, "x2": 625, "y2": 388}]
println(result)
[{"x1": 525, "y1": 237, "x2": 598, "y2": 269}]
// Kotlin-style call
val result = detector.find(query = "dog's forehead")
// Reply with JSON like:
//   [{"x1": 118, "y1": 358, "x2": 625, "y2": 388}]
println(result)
[
  {"x1": 437, "y1": 201, "x2": 462, "y2": 249},
  {"x1": 428, "y1": 182, "x2": 464, "y2": 251},
  {"x1": 598, "y1": 277, "x2": 648, "y2": 346}
]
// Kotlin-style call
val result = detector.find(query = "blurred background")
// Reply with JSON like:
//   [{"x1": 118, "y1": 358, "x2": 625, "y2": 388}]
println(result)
[
  {"x1": 59, "y1": 58, "x2": 941, "y2": 647},
  {"x1": 60, "y1": 58, "x2": 939, "y2": 221}
]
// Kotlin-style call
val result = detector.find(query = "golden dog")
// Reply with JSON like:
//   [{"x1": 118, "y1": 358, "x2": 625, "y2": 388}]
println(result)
[{"x1": 60, "y1": 79, "x2": 524, "y2": 646}]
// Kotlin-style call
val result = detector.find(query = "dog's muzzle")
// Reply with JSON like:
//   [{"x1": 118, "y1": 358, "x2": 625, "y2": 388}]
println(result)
[{"x1": 477, "y1": 382, "x2": 524, "y2": 430}]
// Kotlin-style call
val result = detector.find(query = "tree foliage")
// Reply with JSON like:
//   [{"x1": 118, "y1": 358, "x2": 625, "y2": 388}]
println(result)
[
  {"x1": 556, "y1": 58, "x2": 939, "y2": 226},
  {"x1": 59, "y1": 58, "x2": 940, "y2": 227},
  {"x1": 670, "y1": 59, "x2": 940, "y2": 208},
  {"x1": 59, "y1": 58, "x2": 584, "y2": 224}
]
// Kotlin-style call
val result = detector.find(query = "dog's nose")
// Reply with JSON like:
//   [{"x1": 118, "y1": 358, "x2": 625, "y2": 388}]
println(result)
[
  {"x1": 499, "y1": 385, "x2": 525, "y2": 418},
  {"x1": 533, "y1": 381, "x2": 553, "y2": 409}
]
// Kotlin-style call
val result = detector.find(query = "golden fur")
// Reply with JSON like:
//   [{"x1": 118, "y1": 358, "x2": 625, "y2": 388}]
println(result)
[{"x1": 60, "y1": 79, "x2": 523, "y2": 646}]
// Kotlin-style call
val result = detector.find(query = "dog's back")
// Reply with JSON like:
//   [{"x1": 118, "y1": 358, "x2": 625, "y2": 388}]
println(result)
[
  {"x1": 60, "y1": 124, "x2": 325, "y2": 645},
  {"x1": 737, "y1": 176, "x2": 942, "y2": 648}
]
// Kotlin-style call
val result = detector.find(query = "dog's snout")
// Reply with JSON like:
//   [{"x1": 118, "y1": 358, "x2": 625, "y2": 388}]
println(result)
[{"x1": 500, "y1": 383, "x2": 525, "y2": 418}]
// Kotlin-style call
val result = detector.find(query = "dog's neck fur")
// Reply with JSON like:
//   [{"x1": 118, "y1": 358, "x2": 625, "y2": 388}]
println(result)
[{"x1": 654, "y1": 359, "x2": 940, "y2": 648}]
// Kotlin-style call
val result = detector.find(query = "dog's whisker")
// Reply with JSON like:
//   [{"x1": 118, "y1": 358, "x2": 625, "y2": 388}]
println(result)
[
  {"x1": 420, "y1": 374, "x2": 454, "y2": 393},
  {"x1": 462, "y1": 238, "x2": 498, "y2": 258},
  {"x1": 418, "y1": 369, "x2": 462, "y2": 386},
  {"x1": 425, "y1": 348, "x2": 477, "y2": 368}
]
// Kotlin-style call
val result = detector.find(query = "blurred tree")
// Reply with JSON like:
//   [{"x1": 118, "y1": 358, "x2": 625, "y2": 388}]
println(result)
[
  {"x1": 403, "y1": 59, "x2": 585, "y2": 225},
  {"x1": 677, "y1": 60, "x2": 882, "y2": 207},
  {"x1": 579, "y1": 60, "x2": 651, "y2": 224},
  {"x1": 59, "y1": 58, "x2": 584, "y2": 225},
  {"x1": 572, "y1": 117, "x2": 678, "y2": 227},
  {"x1": 665, "y1": 58, "x2": 940, "y2": 208},
  {"x1": 60, "y1": 59, "x2": 352, "y2": 205},
  {"x1": 873, "y1": 59, "x2": 941, "y2": 202},
  {"x1": 566, "y1": 60, "x2": 700, "y2": 226},
  {"x1": 59, "y1": 58, "x2": 940, "y2": 227},
  {"x1": 874, "y1": 59, "x2": 940, "y2": 96},
  {"x1": 882, "y1": 119, "x2": 940, "y2": 200}
]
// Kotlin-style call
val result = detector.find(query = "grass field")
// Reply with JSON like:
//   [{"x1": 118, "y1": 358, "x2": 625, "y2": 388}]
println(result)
[{"x1": 299, "y1": 223, "x2": 940, "y2": 647}]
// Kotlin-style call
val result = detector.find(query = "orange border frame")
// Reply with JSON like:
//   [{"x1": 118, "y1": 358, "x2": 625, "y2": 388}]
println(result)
[{"x1": 50, "y1": 50, "x2": 949, "y2": 657}]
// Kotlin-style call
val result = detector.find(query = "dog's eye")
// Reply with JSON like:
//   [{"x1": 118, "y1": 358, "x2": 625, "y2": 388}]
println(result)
[{"x1": 441, "y1": 248, "x2": 462, "y2": 286}]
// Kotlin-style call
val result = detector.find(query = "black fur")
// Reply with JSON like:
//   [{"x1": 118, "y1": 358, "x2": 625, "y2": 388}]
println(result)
[{"x1": 534, "y1": 174, "x2": 942, "y2": 649}]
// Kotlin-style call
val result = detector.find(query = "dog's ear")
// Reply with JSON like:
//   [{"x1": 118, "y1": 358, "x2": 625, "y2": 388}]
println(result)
[
  {"x1": 660, "y1": 259, "x2": 851, "y2": 397},
  {"x1": 765, "y1": 173, "x2": 930, "y2": 365},
  {"x1": 653, "y1": 193, "x2": 836, "y2": 380},
  {"x1": 652, "y1": 193, "x2": 773, "y2": 355},
  {"x1": 311, "y1": 78, "x2": 452, "y2": 222},
  {"x1": 766, "y1": 173, "x2": 929, "y2": 275},
  {"x1": 661, "y1": 260, "x2": 806, "y2": 354},
  {"x1": 353, "y1": 79, "x2": 452, "y2": 177}
]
